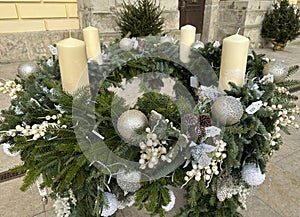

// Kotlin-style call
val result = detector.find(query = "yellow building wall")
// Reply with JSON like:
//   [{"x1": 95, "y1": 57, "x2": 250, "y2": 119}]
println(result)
[
  {"x1": 289, "y1": 0, "x2": 298, "y2": 4},
  {"x1": 0, "y1": 0, "x2": 79, "y2": 33}
]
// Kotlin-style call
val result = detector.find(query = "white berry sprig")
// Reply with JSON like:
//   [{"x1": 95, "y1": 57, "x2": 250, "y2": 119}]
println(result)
[
  {"x1": 182, "y1": 139, "x2": 227, "y2": 187},
  {"x1": 138, "y1": 127, "x2": 173, "y2": 169},
  {"x1": 0, "y1": 80, "x2": 23, "y2": 99}
]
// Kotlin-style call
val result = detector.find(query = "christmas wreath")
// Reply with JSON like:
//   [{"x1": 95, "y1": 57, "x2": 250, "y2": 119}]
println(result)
[{"x1": 0, "y1": 36, "x2": 299, "y2": 217}]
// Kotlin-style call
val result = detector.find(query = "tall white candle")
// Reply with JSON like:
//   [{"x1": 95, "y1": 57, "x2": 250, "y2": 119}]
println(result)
[
  {"x1": 83, "y1": 26, "x2": 102, "y2": 64},
  {"x1": 56, "y1": 37, "x2": 89, "y2": 93},
  {"x1": 180, "y1": 25, "x2": 196, "y2": 63},
  {"x1": 218, "y1": 33, "x2": 250, "y2": 92}
]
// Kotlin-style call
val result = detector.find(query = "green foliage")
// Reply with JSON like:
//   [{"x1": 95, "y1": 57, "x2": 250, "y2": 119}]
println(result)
[
  {"x1": 197, "y1": 41, "x2": 222, "y2": 77},
  {"x1": 116, "y1": 0, "x2": 164, "y2": 37},
  {"x1": 261, "y1": 0, "x2": 300, "y2": 45},
  {"x1": 135, "y1": 180, "x2": 171, "y2": 216},
  {"x1": 1, "y1": 36, "x2": 299, "y2": 217}
]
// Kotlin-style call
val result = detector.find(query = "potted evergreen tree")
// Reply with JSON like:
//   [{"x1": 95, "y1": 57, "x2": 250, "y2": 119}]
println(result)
[
  {"x1": 261, "y1": 0, "x2": 300, "y2": 51},
  {"x1": 115, "y1": 0, "x2": 165, "y2": 38}
]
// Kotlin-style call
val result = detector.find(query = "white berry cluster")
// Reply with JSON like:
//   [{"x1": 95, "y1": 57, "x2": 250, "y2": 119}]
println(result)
[
  {"x1": 276, "y1": 86, "x2": 290, "y2": 95},
  {"x1": 0, "y1": 80, "x2": 23, "y2": 99},
  {"x1": 3, "y1": 114, "x2": 66, "y2": 141},
  {"x1": 183, "y1": 140, "x2": 227, "y2": 186},
  {"x1": 264, "y1": 102, "x2": 300, "y2": 147},
  {"x1": 228, "y1": 185, "x2": 251, "y2": 209},
  {"x1": 53, "y1": 189, "x2": 77, "y2": 217},
  {"x1": 138, "y1": 127, "x2": 173, "y2": 169}
]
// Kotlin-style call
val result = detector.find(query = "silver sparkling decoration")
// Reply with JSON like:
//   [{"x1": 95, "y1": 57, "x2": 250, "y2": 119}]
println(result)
[
  {"x1": 263, "y1": 60, "x2": 288, "y2": 83},
  {"x1": 216, "y1": 175, "x2": 234, "y2": 202},
  {"x1": 192, "y1": 40, "x2": 205, "y2": 49},
  {"x1": 242, "y1": 163, "x2": 266, "y2": 186},
  {"x1": 101, "y1": 192, "x2": 118, "y2": 217},
  {"x1": 117, "y1": 110, "x2": 148, "y2": 140},
  {"x1": 17, "y1": 62, "x2": 38, "y2": 79},
  {"x1": 119, "y1": 38, "x2": 134, "y2": 51},
  {"x1": 211, "y1": 96, "x2": 243, "y2": 126},
  {"x1": 190, "y1": 142, "x2": 216, "y2": 167},
  {"x1": 117, "y1": 170, "x2": 141, "y2": 193},
  {"x1": 162, "y1": 189, "x2": 176, "y2": 212}
]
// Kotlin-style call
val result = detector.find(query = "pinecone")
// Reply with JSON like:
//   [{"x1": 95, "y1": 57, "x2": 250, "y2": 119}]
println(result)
[
  {"x1": 183, "y1": 114, "x2": 212, "y2": 139},
  {"x1": 194, "y1": 115, "x2": 212, "y2": 138}
]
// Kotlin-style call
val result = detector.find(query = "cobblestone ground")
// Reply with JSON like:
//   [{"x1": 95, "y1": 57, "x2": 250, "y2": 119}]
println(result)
[{"x1": 0, "y1": 38, "x2": 299, "y2": 217}]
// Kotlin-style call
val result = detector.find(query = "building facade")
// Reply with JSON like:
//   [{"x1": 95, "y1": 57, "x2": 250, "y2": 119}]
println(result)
[{"x1": 0, "y1": 0, "x2": 298, "y2": 62}]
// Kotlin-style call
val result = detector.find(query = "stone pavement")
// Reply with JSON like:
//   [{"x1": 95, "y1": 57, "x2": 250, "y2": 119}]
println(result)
[{"x1": 0, "y1": 39, "x2": 299, "y2": 217}]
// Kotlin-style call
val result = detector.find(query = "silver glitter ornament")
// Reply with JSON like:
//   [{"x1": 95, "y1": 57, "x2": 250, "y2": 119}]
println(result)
[
  {"x1": 211, "y1": 96, "x2": 243, "y2": 126},
  {"x1": 18, "y1": 62, "x2": 38, "y2": 79},
  {"x1": 117, "y1": 170, "x2": 141, "y2": 193},
  {"x1": 263, "y1": 60, "x2": 288, "y2": 83},
  {"x1": 119, "y1": 38, "x2": 134, "y2": 51},
  {"x1": 242, "y1": 163, "x2": 265, "y2": 186},
  {"x1": 216, "y1": 175, "x2": 234, "y2": 202},
  {"x1": 101, "y1": 192, "x2": 118, "y2": 217},
  {"x1": 190, "y1": 142, "x2": 216, "y2": 167},
  {"x1": 117, "y1": 110, "x2": 148, "y2": 140},
  {"x1": 162, "y1": 189, "x2": 176, "y2": 211}
]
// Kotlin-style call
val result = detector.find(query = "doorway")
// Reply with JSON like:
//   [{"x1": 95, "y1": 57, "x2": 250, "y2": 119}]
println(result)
[{"x1": 179, "y1": 0, "x2": 206, "y2": 39}]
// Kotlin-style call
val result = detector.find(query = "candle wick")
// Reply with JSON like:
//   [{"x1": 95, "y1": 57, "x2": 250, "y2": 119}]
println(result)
[{"x1": 236, "y1": 28, "x2": 240, "y2": 35}]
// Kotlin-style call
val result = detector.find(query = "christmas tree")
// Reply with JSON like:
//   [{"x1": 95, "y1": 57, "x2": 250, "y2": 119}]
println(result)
[{"x1": 261, "y1": 0, "x2": 300, "y2": 50}]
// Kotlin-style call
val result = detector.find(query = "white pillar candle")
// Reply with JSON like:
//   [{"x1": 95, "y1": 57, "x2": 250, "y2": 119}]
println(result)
[
  {"x1": 56, "y1": 37, "x2": 89, "y2": 93},
  {"x1": 83, "y1": 26, "x2": 103, "y2": 64},
  {"x1": 218, "y1": 33, "x2": 250, "y2": 92},
  {"x1": 180, "y1": 24, "x2": 196, "y2": 63}
]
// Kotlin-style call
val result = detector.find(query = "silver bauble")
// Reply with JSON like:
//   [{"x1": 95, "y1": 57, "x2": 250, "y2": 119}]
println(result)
[
  {"x1": 160, "y1": 36, "x2": 174, "y2": 44},
  {"x1": 17, "y1": 62, "x2": 38, "y2": 79},
  {"x1": 162, "y1": 189, "x2": 176, "y2": 211},
  {"x1": 101, "y1": 192, "x2": 118, "y2": 217},
  {"x1": 192, "y1": 40, "x2": 204, "y2": 49},
  {"x1": 117, "y1": 170, "x2": 141, "y2": 193},
  {"x1": 211, "y1": 96, "x2": 243, "y2": 126},
  {"x1": 119, "y1": 38, "x2": 134, "y2": 51},
  {"x1": 242, "y1": 163, "x2": 265, "y2": 186},
  {"x1": 263, "y1": 60, "x2": 288, "y2": 83},
  {"x1": 117, "y1": 110, "x2": 148, "y2": 140}
]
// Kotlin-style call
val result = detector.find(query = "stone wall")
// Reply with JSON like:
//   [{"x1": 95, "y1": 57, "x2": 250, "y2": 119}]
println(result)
[
  {"x1": 203, "y1": 0, "x2": 273, "y2": 48},
  {"x1": 77, "y1": 0, "x2": 180, "y2": 40},
  {"x1": 1, "y1": 0, "x2": 278, "y2": 63}
]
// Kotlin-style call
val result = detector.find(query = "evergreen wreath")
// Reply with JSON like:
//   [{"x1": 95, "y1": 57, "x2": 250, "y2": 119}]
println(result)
[{"x1": 1, "y1": 36, "x2": 300, "y2": 217}]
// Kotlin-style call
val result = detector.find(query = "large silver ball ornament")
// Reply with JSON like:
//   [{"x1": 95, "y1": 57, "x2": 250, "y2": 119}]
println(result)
[
  {"x1": 17, "y1": 62, "x2": 38, "y2": 79},
  {"x1": 211, "y1": 96, "x2": 243, "y2": 126},
  {"x1": 263, "y1": 60, "x2": 288, "y2": 83},
  {"x1": 117, "y1": 110, "x2": 148, "y2": 140},
  {"x1": 119, "y1": 38, "x2": 134, "y2": 51},
  {"x1": 241, "y1": 163, "x2": 265, "y2": 186},
  {"x1": 117, "y1": 170, "x2": 141, "y2": 193}
]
